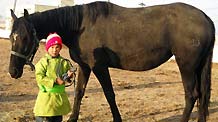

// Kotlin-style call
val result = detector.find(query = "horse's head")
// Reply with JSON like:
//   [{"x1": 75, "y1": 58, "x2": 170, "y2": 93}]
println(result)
[{"x1": 9, "y1": 9, "x2": 39, "y2": 79}]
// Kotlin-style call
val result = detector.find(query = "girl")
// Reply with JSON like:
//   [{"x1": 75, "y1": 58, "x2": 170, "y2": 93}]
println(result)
[{"x1": 34, "y1": 33, "x2": 73, "y2": 122}]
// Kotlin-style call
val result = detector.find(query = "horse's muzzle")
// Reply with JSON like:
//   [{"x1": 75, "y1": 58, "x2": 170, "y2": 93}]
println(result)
[{"x1": 9, "y1": 67, "x2": 23, "y2": 79}]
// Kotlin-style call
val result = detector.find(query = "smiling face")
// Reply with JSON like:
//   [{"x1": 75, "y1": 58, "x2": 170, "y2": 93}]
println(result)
[{"x1": 47, "y1": 44, "x2": 61, "y2": 57}]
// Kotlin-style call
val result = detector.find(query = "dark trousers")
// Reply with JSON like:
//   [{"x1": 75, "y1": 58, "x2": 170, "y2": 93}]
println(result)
[{"x1": 35, "y1": 116, "x2": 63, "y2": 122}]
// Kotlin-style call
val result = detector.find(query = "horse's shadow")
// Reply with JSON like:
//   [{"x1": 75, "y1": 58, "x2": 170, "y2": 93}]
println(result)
[
  {"x1": 84, "y1": 80, "x2": 181, "y2": 93},
  {"x1": 158, "y1": 106, "x2": 218, "y2": 122},
  {"x1": 83, "y1": 81, "x2": 218, "y2": 122},
  {"x1": 122, "y1": 100, "x2": 218, "y2": 122},
  {"x1": 0, "y1": 93, "x2": 36, "y2": 102}
]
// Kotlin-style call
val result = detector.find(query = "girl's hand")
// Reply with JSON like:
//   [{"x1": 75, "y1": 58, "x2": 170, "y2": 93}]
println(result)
[{"x1": 56, "y1": 77, "x2": 64, "y2": 85}]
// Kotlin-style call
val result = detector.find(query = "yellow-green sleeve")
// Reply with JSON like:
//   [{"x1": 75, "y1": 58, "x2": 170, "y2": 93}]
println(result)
[{"x1": 35, "y1": 58, "x2": 55, "y2": 88}]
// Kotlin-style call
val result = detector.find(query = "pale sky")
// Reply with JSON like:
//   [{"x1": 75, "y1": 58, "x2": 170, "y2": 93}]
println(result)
[{"x1": 0, "y1": 0, "x2": 217, "y2": 34}]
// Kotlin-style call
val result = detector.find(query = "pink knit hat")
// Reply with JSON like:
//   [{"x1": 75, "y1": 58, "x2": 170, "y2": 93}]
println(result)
[{"x1": 45, "y1": 33, "x2": 62, "y2": 51}]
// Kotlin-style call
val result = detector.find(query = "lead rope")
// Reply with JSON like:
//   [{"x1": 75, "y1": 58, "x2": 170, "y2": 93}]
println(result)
[{"x1": 56, "y1": 58, "x2": 77, "y2": 96}]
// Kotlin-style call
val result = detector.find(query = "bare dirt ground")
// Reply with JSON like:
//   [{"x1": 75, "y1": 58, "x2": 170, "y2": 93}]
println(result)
[{"x1": 0, "y1": 38, "x2": 218, "y2": 122}]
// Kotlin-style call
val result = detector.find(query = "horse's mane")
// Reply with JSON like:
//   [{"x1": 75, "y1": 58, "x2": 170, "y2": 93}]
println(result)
[
  {"x1": 28, "y1": 5, "x2": 83, "y2": 33},
  {"x1": 86, "y1": 1, "x2": 112, "y2": 24},
  {"x1": 22, "y1": 1, "x2": 112, "y2": 40},
  {"x1": 28, "y1": 2, "x2": 112, "y2": 31}
]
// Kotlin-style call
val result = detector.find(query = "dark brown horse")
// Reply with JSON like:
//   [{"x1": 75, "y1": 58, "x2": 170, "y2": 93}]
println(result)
[{"x1": 8, "y1": 2, "x2": 215, "y2": 122}]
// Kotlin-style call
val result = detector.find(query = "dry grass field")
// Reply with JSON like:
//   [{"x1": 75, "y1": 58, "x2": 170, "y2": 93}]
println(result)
[{"x1": 0, "y1": 38, "x2": 218, "y2": 122}]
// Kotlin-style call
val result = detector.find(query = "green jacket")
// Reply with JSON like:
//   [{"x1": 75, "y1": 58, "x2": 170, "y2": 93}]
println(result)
[{"x1": 34, "y1": 54, "x2": 71, "y2": 116}]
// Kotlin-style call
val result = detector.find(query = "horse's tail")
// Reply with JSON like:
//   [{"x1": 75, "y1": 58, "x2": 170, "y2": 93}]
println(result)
[{"x1": 198, "y1": 14, "x2": 215, "y2": 118}]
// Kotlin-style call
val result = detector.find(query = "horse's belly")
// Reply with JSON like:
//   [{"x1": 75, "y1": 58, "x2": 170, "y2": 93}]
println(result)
[{"x1": 117, "y1": 51, "x2": 172, "y2": 71}]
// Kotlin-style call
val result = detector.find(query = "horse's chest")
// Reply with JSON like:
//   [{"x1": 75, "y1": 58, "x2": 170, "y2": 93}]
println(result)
[{"x1": 78, "y1": 45, "x2": 96, "y2": 68}]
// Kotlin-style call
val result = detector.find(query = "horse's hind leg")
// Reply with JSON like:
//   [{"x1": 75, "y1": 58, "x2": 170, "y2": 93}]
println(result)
[
  {"x1": 92, "y1": 66, "x2": 122, "y2": 122},
  {"x1": 68, "y1": 66, "x2": 91, "y2": 122},
  {"x1": 179, "y1": 70, "x2": 198, "y2": 122}
]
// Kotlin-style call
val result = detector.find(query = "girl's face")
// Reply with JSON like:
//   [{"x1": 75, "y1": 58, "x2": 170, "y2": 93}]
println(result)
[{"x1": 47, "y1": 44, "x2": 61, "y2": 57}]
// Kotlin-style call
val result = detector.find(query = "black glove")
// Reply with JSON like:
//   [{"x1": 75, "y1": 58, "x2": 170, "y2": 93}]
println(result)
[{"x1": 62, "y1": 73, "x2": 72, "y2": 83}]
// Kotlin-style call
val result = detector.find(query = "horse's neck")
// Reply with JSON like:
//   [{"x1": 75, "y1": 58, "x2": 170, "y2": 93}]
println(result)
[
  {"x1": 28, "y1": 7, "x2": 82, "y2": 48},
  {"x1": 29, "y1": 15, "x2": 59, "y2": 39},
  {"x1": 29, "y1": 7, "x2": 78, "y2": 40}
]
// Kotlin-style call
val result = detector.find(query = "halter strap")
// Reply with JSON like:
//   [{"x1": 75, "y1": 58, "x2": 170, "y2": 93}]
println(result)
[{"x1": 11, "y1": 51, "x2": 28, "y2": 60}]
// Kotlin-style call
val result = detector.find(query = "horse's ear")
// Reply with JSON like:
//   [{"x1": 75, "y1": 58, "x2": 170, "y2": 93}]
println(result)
[
  {"x1": 10, "y1": 9, "x2": 17, "y2": 20},
  {"x1": 24, "y1": 9, "x2": 29, "y2": 17}
]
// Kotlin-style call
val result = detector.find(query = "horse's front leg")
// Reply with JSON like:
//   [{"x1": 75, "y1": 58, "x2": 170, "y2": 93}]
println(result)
[
  {"x1": 68, "y1": 65, "x2": 91, "y2": 122},
  {"x1": 92, "y1": 65, "x2": 122, "y2": 122}
]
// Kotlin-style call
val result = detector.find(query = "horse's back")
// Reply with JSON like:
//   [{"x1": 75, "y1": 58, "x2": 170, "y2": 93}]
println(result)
[{"x1": 79, "y1": 2, "x2": 215, "y2": 71}]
